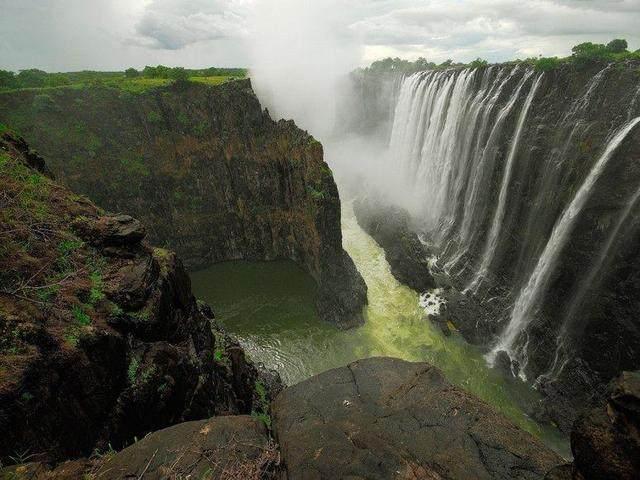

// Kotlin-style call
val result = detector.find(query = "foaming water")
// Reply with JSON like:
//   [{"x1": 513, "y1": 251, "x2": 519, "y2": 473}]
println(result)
[{"x1": 191, "y1": 204, "x2": 568, "y2": 456}]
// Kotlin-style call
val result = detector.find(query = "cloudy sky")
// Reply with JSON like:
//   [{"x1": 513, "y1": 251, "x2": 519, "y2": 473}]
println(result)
[{"x1": 1, "y1": 0, "x2": 639, "y2": 72}]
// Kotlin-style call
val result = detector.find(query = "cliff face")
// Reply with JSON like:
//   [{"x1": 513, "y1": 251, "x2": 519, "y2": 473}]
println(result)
[
  {"x1": 0, "y1": 133, "x2": 278, "y2": 463},
  {"x1": 0, "y1": 80, "x2": 367, "y2": 328},
  {"x1": 347, "y1": 60, "x2": 640, "y2": 431}
]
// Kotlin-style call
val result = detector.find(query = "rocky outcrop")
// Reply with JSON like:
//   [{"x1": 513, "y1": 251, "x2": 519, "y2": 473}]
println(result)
[
  {"x1": 570, "y1": 370, "x2": 640, "y2": 479},
  {"x1": 0, "y1": 416, "x2": 277, "y2": 479},
  {"x1": 0, "y1": 80, "x2": 367, "y2": 328},
  {"x1": 543, "y1": 370, "x2": 640, "y2": 480},
  {"x1": 0, "y1": 132, "x2": 278, "y2": 463},
  {"x1": 96, "y1": 416, "x2": 277, "y2": 479},
  {"x1": 354, "y1": 197, "x2": 435, "y2": 292},
  {"x1": 3, "y1": 357, "x2": 567, "y2": 479},
  {"x1": 273, "y1": 357, "x2": 562, "y2": 479}
]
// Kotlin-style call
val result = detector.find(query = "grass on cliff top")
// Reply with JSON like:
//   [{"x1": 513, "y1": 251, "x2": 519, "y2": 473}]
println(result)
[
  {"x1": 0, "y1": 146, "x2": 108, "y2": 355},
  {"x1": 0, "y1": 75, "x2": 246, "y2": 95}
]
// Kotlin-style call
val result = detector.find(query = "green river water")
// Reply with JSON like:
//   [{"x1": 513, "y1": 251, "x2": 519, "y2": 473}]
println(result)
[{"x1": 191, "y1": 204, "x2": 569, "y2": 456}]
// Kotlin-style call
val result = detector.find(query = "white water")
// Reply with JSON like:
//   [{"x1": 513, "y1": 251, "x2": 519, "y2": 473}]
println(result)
[
  {"x1": 468, "y1": 73, "x2": 543, "y2": 293},
  {"x1": 383, "y1": 66, "x2": 640, "y2": 384},
  {"x1": 541, "y1": 181, "x2": 640, "y2": 382},
  {"x1": 389, "y1": 67, "x2": 524, "y2": 240},
  {"x1": 490, "y1": 117, "x2": 640, "y2": 373}
]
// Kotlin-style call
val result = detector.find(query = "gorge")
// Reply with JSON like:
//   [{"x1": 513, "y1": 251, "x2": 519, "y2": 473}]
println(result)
[{"x1": 1, "y1": 53, "x2": 640, "y2": 479}]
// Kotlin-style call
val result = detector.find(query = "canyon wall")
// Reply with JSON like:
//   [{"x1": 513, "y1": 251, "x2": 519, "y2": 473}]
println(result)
[
  {"x1": 347, "y1": 60, "x2": 640, "y2": 430},
  {"x1": 0, "y1": 80, "x2": 367, "y2": 328}
]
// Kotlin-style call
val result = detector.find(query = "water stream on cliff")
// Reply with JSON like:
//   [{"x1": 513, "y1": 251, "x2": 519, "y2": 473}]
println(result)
[{"x1": 191, "y1": 203, "x2": 569, "y2": 456}]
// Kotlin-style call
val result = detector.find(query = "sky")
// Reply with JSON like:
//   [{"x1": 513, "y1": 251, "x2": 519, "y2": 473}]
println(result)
[{"x1": 1, "y1": 0, "x2": 639, "y2": 72}]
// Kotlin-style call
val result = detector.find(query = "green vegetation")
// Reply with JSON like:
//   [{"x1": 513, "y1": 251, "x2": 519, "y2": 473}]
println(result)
[
  {"x1": 130, "y1": 309, "x2": 150, "y2": 322},
  {"x1": 213, "y1": 348, "x2": 225, "y2": 362},
  {"x1": 469, "y1": 58, "x2": 489, "y2": 69},
  {"x1": 0, "y1": 66, "x2": 247, "y2": 93},
  {"x1": 58, "y1": 239, "x2": 84, "y2": 257},
  {"x1": 307, "y1": 186, "x2": 326, "y2": 200},
  {"x1": 128, "y1": 357, "x2": 140, "y2": 384},
  {"x1": 88, "y1": 271, "x2": 105, "y2": 305},
  {"x1": 251, "y1": 380, "x2": 272, "y2": 429},
  {"x1": 0, "y1": 325, "x2": 26, "y2": 355},
  {"x1": 534, "y1": 56, "x2": 562, "y2": 72},
  {"x1": 120, "y1": 153, "x2": 150, "y2": 177},
  {"x1": 363, "y1": 38, "x2": 640, "y2": 75},
  {"x1": 72, "y1": 304, "x2": 91, "y2": 326},
  {"x1": 64, "y1": 327, "x2": 81, "y2": 347}
]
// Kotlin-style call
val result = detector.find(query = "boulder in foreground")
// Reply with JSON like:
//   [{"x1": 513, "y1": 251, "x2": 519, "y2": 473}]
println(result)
[{"x1": 273, "y1": 357, "x2": 563, "y2": 480}]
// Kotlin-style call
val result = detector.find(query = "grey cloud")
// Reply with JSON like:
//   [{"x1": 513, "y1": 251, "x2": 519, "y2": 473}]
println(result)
[
  {"x1": 133, "y1": 0, "x2": 248, "y2": 50},
  {"x1": 349, "y1": 0, "x2": 640, "y2": 60}
]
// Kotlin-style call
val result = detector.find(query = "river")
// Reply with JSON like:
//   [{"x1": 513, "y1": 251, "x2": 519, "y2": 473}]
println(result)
[{"x1": 190, "y1": 203, "x2": 569, "y2": 456}]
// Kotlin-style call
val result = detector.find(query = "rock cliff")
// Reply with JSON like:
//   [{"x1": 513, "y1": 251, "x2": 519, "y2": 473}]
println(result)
[
  {"x1": 0, "y1": 132, "x2": 278, "y2": 463},
  {"x1": 0, "y1": 80, "x2": 367, "y2": 328}
]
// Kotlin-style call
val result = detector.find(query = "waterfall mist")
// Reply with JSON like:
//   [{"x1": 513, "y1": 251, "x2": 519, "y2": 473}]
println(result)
[
  {"x1": 245, "y1": 1, "x2": 412, "y2": 207},
  {"x1": 246, "y1": 0, "x2": 360, "y2": 140}
]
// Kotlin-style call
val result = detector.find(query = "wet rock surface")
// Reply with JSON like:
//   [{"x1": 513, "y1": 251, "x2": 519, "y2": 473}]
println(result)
[
  {"x1": 273, "y1": 357, "x2": 563, "y2": 480},
  {"x1": 0, "y1": 80, "x2": 367, "y2": 328}
]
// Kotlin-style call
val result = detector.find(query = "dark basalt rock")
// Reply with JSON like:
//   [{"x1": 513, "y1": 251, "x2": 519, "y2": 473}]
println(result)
[
  {"x1": 0, "y1": 134, "x2": 280, "y2": 464},
  {"x1": 354, "y1": 197, "x2": 436, "y2": 292},
  {"x1": 0, "y1": 132, "x2": 50, "y2": 175},
  {"x1": 569, "y1": 371, "x2": 640, "y2": 480},
  {"x1": 273, "y1": 357, "x2": 563, "y2": 480},
  {"x1": 96, "y1": 416, "x2": 276, "y2": 479}
]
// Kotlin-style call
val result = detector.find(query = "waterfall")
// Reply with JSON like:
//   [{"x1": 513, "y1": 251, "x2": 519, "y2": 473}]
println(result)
[
  {"x1": 389, "y1": 66, "x2": 526, "y2": 237},
  {"x1": 540, "y1": 182, "x2": 640, "y2": 382},
  {"x1": 489, "y1": 117, "x2": 640, "y2": 374},
  {"x1": 468, "y1": 73, "x2": 543, "y2": 293},
  {"x1": 385, "y1": 65, "x2": 640, "y2": 386}
]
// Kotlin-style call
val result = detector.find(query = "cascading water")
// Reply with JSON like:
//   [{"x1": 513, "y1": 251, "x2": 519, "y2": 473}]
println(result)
[
  {"x1": 490, "y1": 117, "x2": 640, "y2": 374},
  {"x1": 468, "y1": 73, "x2": 543, "y2": 293},
  {"x1": 384, "y1": 63, "x2": 640, "y2": 387}
]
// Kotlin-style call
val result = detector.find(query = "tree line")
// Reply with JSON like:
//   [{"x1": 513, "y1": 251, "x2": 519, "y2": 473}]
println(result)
[
  {"x1": 362, "y1": 39, "x2": 640, "y2": 75},
  {"x1": 0, "y1": 66, "x2": 247, "y2": 91}
]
